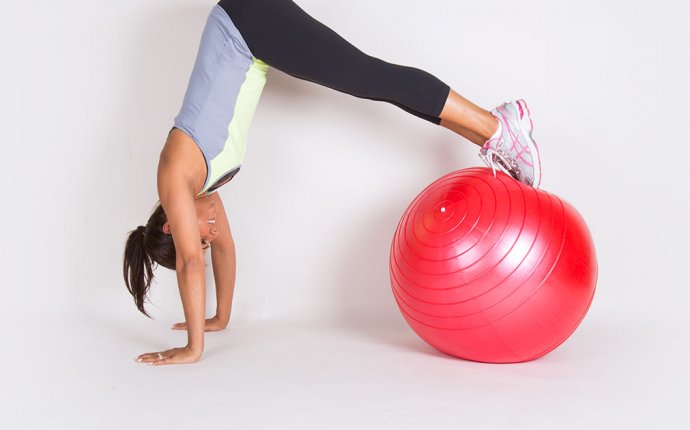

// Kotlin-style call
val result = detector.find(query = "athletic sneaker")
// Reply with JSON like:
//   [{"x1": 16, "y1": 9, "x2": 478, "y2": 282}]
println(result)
[{"x1": 478, "y1": 99, "x2": 542, "y2": 188}]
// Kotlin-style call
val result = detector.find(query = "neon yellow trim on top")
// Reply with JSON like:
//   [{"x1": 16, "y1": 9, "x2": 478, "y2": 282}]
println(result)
[{"x1": 197, "y1": 58, "x2": 269, "y2": 196}]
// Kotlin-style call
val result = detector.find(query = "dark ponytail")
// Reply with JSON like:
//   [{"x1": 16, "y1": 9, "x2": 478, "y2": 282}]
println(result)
[{"x1": 122, "y1": 202, "x2": 177, "y2": 318}]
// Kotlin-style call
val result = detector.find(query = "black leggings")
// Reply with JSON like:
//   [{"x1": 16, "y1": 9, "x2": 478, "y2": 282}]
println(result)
[{"x1": 218, "y1": 0, "x2": 451, "y2": 125}]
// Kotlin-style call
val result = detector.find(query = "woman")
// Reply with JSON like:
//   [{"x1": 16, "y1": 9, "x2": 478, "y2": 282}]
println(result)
[{"x1": 124, "y1": 0, "x2": 542, "y2": 366}]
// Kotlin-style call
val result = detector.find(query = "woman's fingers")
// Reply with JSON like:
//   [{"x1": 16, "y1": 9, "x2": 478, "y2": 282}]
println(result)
[
  {"x1": 171, "y1": 322, "x2": 187, "y2": 330},
  {"x1": 136, "y1": 349, "x2": 173, "y2": 363},
  {"x1": 136, "y1": 352, "x2": 164, "y2": 363},
  {"x1": 136, "y1": 347, "x2": 201, "y2": 365},
  {"x1": 171, "y1": 318, "x2": 226, "y2": 331}
]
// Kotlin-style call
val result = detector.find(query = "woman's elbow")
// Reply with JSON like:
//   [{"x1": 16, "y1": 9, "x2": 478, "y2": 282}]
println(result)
[{"x1": 178, "y1": 253, "x2": 205, "y2": 270}]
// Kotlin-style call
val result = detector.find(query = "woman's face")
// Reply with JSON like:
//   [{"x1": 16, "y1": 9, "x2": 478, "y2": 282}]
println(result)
[
  {"x1": 161, "y1": 195, "x2": 219, "y2": 250},
  {"x1": 196, "y1": 196, "x2": 219, "y2": 250}
]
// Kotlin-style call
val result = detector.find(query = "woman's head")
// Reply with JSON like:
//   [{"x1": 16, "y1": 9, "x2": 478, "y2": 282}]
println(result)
[{"x1": 122, "y1": 196, "x2": 219, "y2": 317}]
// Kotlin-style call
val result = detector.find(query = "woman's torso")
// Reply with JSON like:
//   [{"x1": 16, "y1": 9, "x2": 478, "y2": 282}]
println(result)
[{"x1": 172, "y1": 4, "x2": 269, "y2": 197}]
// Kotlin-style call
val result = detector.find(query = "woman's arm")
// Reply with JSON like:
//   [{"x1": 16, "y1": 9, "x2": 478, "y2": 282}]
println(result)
[
  {"x1": 170, "y1": 193, "x2": 237, "y2": 332},
  {"x1": 136, "y1": 156, "x2": 207, "y2": 365},
  {"x1": 209, "y1": 194, "x2": 237, "y2": 327}
]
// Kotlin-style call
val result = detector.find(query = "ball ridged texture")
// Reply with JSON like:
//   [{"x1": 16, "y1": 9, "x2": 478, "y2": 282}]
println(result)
[{"x1": 389, "y1": 167, "x2": 597, "y2": 363}]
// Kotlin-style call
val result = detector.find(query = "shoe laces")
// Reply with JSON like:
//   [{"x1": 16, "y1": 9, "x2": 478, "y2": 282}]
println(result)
[{"x1": 480, "y1": 144, "x2": 520, "y2": 180}]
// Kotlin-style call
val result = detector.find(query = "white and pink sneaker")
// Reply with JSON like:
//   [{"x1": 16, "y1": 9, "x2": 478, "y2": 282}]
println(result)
[{"x1": 479, "y1": 99, "x2": 542, "y2": 188}]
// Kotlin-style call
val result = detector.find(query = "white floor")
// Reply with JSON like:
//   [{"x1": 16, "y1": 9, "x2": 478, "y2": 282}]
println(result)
[{"x1": 3, "y1": 310, "x2": 687, "y2": 430}]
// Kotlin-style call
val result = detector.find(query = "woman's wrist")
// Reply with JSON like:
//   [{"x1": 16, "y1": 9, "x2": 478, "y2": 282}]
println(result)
[
  {"x1": 186, "y1": 344, "x2": 204, "y2": 357},
  {"x1": 214, "y1": 312, "x2": 230, "y2": 326},
  {"x1": 185, "y1": 337, "x2": 204, "y2": 355}
]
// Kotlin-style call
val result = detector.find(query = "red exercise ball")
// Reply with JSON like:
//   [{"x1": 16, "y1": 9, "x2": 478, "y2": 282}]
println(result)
[{"x1": 389, "y1": 167, "x2": 597, "y2": 363}]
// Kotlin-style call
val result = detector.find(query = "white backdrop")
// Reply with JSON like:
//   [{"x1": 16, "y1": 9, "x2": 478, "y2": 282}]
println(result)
[{"x1": 1, "y1": 0, "x2": 689, "y2": 428}]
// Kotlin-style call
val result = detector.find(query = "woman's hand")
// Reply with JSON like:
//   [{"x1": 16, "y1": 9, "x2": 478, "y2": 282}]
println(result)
[
  {"x1": 171, "y1": 315, "x2": 227, "y2": 332},
  {"x1": 135, "y1": 346, "x2": 201, "y2": 366}
]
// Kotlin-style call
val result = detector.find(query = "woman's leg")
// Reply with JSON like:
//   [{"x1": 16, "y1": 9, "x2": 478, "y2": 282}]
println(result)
[
  {"x1": 439, "y1": 91, "x2": 499, "y2": 146},
  {"x1": 218, "y1": 0, "x2": 496, "y2": 146}
]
